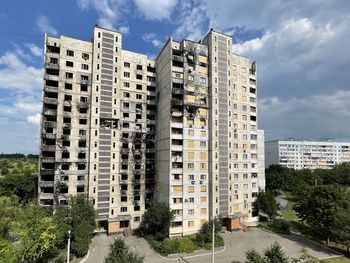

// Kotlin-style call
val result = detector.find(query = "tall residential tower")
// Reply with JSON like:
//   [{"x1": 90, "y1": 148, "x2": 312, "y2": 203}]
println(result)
[{"x1": 39, "y1": 26, "x2": 264, "y2": 235}]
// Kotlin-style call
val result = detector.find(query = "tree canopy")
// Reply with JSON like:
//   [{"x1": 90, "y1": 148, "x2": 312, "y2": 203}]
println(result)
[{"x1": 138, "y1": 202, "x2": 174, "y2": 241}]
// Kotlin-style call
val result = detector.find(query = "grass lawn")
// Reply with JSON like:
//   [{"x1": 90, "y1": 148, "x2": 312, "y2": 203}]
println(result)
[{"x1": 321, "y1": 257, "x2": 350, "y2": 263}]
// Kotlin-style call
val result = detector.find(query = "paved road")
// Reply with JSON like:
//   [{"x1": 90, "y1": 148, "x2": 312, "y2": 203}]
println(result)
[{"x1": 85, "y1": 228, "x2": 340, "y2": 263}]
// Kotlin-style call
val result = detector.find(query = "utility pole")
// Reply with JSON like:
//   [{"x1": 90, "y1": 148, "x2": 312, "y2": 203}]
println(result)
[
  {"x1": 211, "y1": 217, "x2": 215, "y2": 263},
  {"x1": 67, "y1": 230, "x2": 71, "y2": 263}
]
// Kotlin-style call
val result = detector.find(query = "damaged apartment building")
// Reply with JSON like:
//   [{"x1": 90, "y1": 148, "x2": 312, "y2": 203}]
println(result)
[{"x1": 39, "y1": 26, "x2": 265, "y2": 236}]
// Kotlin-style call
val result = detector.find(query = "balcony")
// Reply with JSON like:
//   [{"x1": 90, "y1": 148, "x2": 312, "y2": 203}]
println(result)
[
  {"x1": 44, "y1": 74, "x2": 59, "y2": 81},
  {"x1": 43, "y1": 109, "x2": 57, "y2": 116},
  {"x1": 44, "y1": 86, "x2": 58, "y2": 93},
  {"x1": 39, "y1": 181, "x2": 54, "y2": 187},
  {"x1": 42, "y1": 133, "x2": 56, "y2": 139},
  {"x1": 40, "y1": 169, "x2": 55, "y2": 175},
  {"x1": 41, "y1": 145, "x2": 56, "y2": 152},
  {"x1": 43, "y1": 97, "x2": 58, "y2": 104},
  {"x1": 171, "y1": 145, "x2": 183, "y2": 152},
  {"x1": 45, "y1": 62, "x2": 59, "y2": 70},
  {"x1": 171, "y1": 133, "x2": 183, "y2": 140},
  {"x1": 41, "y1": 157, "x2": 55, "y2": 163},
  {"x1": 171, "y1": 122, "x2": 183, "y2": 129},
  {"x1": 42, "y1": 121, "x2": 56, "y2": 128}
]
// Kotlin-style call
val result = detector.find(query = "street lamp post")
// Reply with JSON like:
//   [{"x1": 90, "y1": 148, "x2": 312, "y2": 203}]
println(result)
[
  {"x1": 67, "y1": 230, "x2": 71, "y2": 263},
  {"x1": 211, "y1": 217, "x2": 215, "y2": 263}
]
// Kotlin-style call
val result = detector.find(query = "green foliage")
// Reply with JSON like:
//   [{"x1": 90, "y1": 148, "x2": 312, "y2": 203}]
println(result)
[
  {"x1": 245, "y1": 242, "x2": 288, "y2": 263},
  {"x1": 294, "y1": 185, "x2": 347, "y2": 243},
  {"x1": 257, "y1": 191, "x2": 279, "y2": 220},
  {"x1": 0, "y1": 158, "x2": 38, "y2": 203},
  {"x1": 264, "y1": 242, "x2": 289, "y2": 263},
  {"x1": 245, "y1": 249, "x2": 268, "y2": 263},
  {"x1": 260, "y1": 219, "x2": 290, "y2": 235},
  {"x1": 17, "y1": 203, "x2": 58, "y2": 263},
  {"x1": 138, "y1": 202, "x2": 174, "y2": 241},
  {"x1": 0, "y1": 173, "x2": 38, "y2": 203},
  {"x1": 331, "y1": 207, "x2": 350, "y2": 250},
  {"x1": 54, "y1": 195, "x2": 96, "y2": 258},
  {"x1": 196, "y1": 217, "x2": 223, "y2": 245},
  {"x1": 104, "y1": 238, "x2": 144, "y2": 263},
  {"x1": 265, "y1": 164, "x2": 350, "y2": 193}
]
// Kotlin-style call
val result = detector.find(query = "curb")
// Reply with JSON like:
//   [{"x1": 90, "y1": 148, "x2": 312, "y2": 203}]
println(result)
[
  {"x1": 142, "y1": 237, "x2": 226, "y2": 261},
  {"x1": 79, "y1": 249, "x2": 90, "y2": 263}
]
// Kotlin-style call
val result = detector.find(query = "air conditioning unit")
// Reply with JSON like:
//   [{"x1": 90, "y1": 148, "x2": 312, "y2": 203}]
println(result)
[
  {"x1": 200, "y1": 181, "x2": 204, "y2": 184},
  {"x1": 184, "y1": 199, "x2": 188, "y2": 202},
  {"x1": 234, "y1": 190, "x2": 238, "y2": 194},
  {"x1": 191, "y1": 181, "x2": 195, "y2": 185}
]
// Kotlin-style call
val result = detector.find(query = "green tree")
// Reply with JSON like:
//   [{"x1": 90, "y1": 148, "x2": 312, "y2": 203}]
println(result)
[
  {"x1": 257, "y1": 191, "x2": 279, "y2": 221},
  {"x1": 54, "y1": 195, "x2": 96, "y2": 258},
  {"x1": 196, "y1": 217, "x2": 223, "y2": 245},
  {"x1": 294, "y1": 185, "x2": 345, "y2": 244},
  {"x1": 245, "y1": 249, "x2": 267, "y2": 263},
  {"x1": 17, "y1": 203, "x2": 58, "y2": 263},
  {"x1": 264, "y1": 242, "x2": 288, "y2": 263},
  {"x1": 104, "y1": 238, "x2": 144, "y2": 263},
  {"x1": 0, "y1": 173, "x2": 38, "y2": 203},
  {"x1": 331, "y1": 207, "x2": 350, "y2": 251},
  {"x1": 138, "y1": 202, "x2": 174, "y2": 241}
]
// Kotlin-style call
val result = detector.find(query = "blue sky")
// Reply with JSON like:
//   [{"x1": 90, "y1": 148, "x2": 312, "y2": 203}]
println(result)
[{"x1": 1, "y1": 0, "x2": 350, "y2": 154}]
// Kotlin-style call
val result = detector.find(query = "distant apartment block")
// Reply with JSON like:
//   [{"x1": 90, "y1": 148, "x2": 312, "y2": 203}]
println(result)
[
  {"x1": 39, "y1": 26, "x2": 265, "y2": 236},
  {"x1": 265, "y1": 140, "x2": 350, "y2": 169}
]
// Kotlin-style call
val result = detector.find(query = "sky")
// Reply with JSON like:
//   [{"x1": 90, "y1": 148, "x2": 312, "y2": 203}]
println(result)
[{"x1": 0, "y1": 0, "x2": 350, "y2": 154}]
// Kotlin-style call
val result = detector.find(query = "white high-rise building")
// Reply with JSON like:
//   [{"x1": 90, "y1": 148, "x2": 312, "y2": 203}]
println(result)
[
  {"x1": 265, "y1": 139, "x2": 350, "y2": 170},
  {"x1": 39, "y1": 26, "x2": 265, "y2": 236}
]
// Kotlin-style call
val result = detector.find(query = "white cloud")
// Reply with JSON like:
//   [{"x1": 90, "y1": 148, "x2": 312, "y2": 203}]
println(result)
[
  {"x1": 134, "y1": 0, "x2": 177, "y2": 21},
  {"x1": 0, "y1": 47, "x2": 42, "y2": 153},
  {"x1": 142, "y1": 33, "x2": 164, "y2": 48},
  {"x1": 260, "y1": 90, "x2": 350, "y2": 141},
  {"x1": 76, "y1": 0, "x2": 129, "y2": 30},
  {"x1": 0, "y1": 52, "x2": 42, "y2": 92},
  {"x1": 36, "y1": 15, "x2": 58, "y2": 36},
  {"x1": 118, "y1": 26, "x2": 129, "y2": 34},
  {"x1": 25, "y1": 44, "x2": 43, "y2": 57},
  {"x1": 27, "y1": 113, "x2": 41, "y2": 125},
  {"x1": 172, "y1": 1, "x2": 207, "y2": 41}
]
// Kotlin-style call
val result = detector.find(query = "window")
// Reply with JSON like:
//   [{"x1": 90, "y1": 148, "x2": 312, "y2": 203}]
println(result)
[
  {"x1": 188, "y1": 175, "x2": 194, "y2": 180},
  {"x1": 66, "y1": 50, "x2": 74, "y2": 56},
  {"x1": 66, "y1": 61, "x2": 73, "y2": 67},
  {"x1": 188, "y1": 186, "x2": 194, "y2": 193},
  {"x1": 200, "y1": 77, "x2": 206, "y2": 84},
  {"x1": 124, "y1": 62, "x2": 130, "y2": 68},
  {"x1": 82, "y1": 53, "x2": 89, "y2": 60},
  {"x1": 187, "y1": 141, "x2": 194, "y2": 147},
  {"x1": 200, "y1": 186, "x2": 206, "y2": 192},
  {"x1": 81, "y1": 64, "x2": 89, "y2": 70},
  {"x1": 188, "y1": 130, "x2": 194, "y2": 136},
  {"x1": 188, "y1": 75, "x2": 194, "y2": 81},
  {"x1": 200, "y1": 131, "x2": 206, "y2": 137},
  {"x1": 200, "y1": 152, "x2": 206, "y2": 159},
  {"x1": 200, "y1": 196, "x2": 206, "y2": 203},
  {"x1": 121, "y1": 207, "x2": 127, "y2": 212},
  {"x1": 188, "y1": 220, "x2": 194, "y2": 227},
  {"x1": 201, "y1": 208, "x2": 207, "y2": 215},
  {"x1": 172, "y1": 186, "x2": 183, "y2": 192},
  {"x1": 200, "y1": 141, "x2": 206, "y2": 147},
  {"x1": 187, "y1": 152, "x2": 194, "y2": 159},
  {"x1": 66, "y1": 72, "x2": 73, "y2": 79},
  {"x1": 65, "y1": 83, "x2": 72, "y2": 90},
  {"x1": 136, "y1": 94, "x2": 142, "y2": 99},
  {"x1": 189, "y1": 197, "x2": 194, "y2": 203},
  {"x1": 188, "y1": 163, "x2": 194, "y2": 169},
  {"x1": 124, "y1": 72, "x2": 130, "y2": 78}
]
